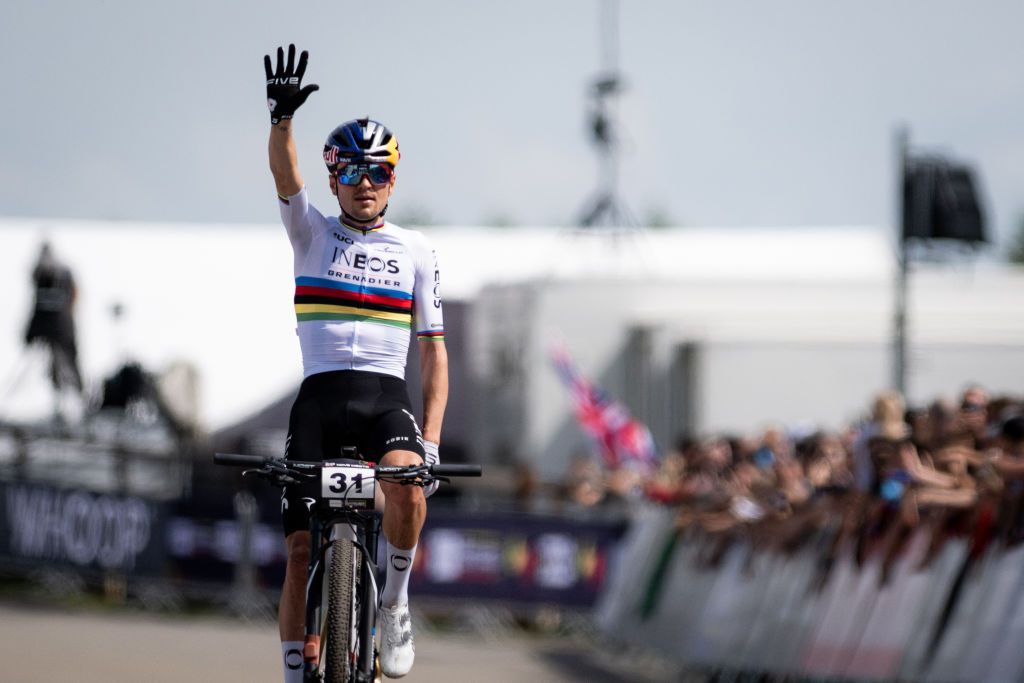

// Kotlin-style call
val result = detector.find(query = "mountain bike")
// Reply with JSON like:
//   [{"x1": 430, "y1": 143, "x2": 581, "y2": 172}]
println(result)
[{"x1": 214, "y1": 449, "x2": 482, "y2": 683}]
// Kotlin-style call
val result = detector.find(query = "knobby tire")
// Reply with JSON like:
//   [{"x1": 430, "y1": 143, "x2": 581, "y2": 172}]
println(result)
[{"x1": 324, "y1": 538, "x2": 359, "y2": 683}]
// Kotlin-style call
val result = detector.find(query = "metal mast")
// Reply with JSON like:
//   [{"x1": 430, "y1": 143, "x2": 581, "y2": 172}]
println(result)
[{"x1": 578, "y1": 0, "x2": 633, "y2": 228}]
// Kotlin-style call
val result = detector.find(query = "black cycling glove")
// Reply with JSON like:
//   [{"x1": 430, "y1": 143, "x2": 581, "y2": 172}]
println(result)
[{"x1": 264, "y1": 44, "x2": 319, "y2": 125}]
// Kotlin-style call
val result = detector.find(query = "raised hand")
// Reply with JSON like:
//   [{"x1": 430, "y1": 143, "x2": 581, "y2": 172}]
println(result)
[{"x1": 264, "y1": 44, "x2": 319, "y2": 125}]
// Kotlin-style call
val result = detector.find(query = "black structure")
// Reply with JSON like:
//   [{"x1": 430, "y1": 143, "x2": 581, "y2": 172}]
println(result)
[
  {"x1": 577, "y1": 0, "x2": 635, "y2": 229},
  {"x1": 893, "y1": 129, "x2": 988, "y2": 395},
  {"x1": 23, "y1": 242, "x2": 82, "y2": 394},
  {"x1": 902, "y1": 159, "x2": 986, "y2": 243}
]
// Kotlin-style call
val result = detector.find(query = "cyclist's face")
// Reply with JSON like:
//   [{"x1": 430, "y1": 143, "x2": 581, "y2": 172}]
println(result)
[{"x1": 331, "y1": 171, "x2": 395, "y2": 222}]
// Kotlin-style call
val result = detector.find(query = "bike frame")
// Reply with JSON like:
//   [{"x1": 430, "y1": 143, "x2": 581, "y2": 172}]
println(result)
[
  {"x1": 305, "y1": 501, "x2": 379, "y2": 682},
  {"x1": 212, "y1": 450, "x2": 481, "y2": 683}
]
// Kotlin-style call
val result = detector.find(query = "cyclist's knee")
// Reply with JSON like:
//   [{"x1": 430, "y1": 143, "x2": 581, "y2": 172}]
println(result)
[
  {"x1": 381, "y1": 484, "x2": 425, "y2": 514},
  {"x1": 379, "y1": 448, "x2": 423, "y2": 468},
  {"x1": 379, "y1": 449, "x2": 426, "y2": 503},
  {"x1": 385, "y1": 480, "x2": 425, "y2": 503}
]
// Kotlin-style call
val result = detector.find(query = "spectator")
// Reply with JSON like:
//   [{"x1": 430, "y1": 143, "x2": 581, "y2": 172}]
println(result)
[
  {"x1": 23, "y1": 241, "x2": 83, "y2": 396},
  {"x1": 563, "y1": 452, "x2": 606, "y2": 507},
  {"x1": 990, "y1": 415, "x2": 1024, "y2": 479},
  {"x1": 852, "y1": 390, "x2": 909, "y2": 492},
  {"x1": 957, "y1": 385, "x2": 991, "y2": 449},
  {"x1": 513, "y1": 462, "x2": 539, "y2": 510},
  {"x1": 555, "y1": 384, "x2": 1024, "y2": 575}
]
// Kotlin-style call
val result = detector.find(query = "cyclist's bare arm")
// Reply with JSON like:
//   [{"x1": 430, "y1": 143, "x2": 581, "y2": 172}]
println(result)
[
  {"x1": 264, "y1": 44, "x2": 318, "y2": 198},
  {"x1": 419, "y1": 340, "x2": 448, "y2": 445},
  {"x1": 269, "y1": 122, "x2": 303, "y2": 198}
]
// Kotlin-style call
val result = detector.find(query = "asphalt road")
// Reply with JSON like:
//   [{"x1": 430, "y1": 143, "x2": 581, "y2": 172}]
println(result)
[{"x1": 0, "y1": 603, "x2": 675, "y2": 682}]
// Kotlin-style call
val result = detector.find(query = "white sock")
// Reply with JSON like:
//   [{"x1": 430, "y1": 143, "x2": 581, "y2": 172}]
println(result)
[
  {"x1": 281, "y1": 641, "x2": 303, "y2": 683},
  {"x1": 381, "y1": 542, "x2": 416, "y2": 608}
]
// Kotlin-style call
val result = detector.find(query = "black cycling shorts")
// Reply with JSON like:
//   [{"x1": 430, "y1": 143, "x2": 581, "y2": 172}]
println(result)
[{"x1": 281, "y1": 370, "x2": 424, "y2": 537}]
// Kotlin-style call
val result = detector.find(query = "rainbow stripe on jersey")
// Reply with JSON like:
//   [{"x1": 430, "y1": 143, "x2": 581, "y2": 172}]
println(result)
[{"x1": 294, "y1": 276, "x2": 412, "y2": 330}]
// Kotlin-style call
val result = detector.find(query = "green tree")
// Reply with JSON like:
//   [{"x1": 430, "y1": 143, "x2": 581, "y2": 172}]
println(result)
[
  {"x1": 644, "y1": 206, "x2": 677, "y2": 229},
  {"x1": 1009, "y1": 214, "x2": 1024, "y2": 264}
]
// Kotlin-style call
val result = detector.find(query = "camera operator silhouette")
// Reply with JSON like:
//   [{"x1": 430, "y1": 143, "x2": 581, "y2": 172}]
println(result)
[{"x1": 24, "y1": 242, "x2": 83, "y2": 398}]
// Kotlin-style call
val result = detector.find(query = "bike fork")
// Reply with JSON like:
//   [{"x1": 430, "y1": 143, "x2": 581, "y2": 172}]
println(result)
[
  {"x1": 356, "y1": 515, "x2": 379, "y2": 680},
  {"x1": 302, "y1": 516, "x2": 328, "y2": 675},
  {"x1": 303, "y1": 517, "x2": 379, "y2": 682}
]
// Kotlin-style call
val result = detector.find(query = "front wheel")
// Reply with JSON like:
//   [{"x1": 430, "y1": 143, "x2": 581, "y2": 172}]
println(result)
[{"x1": 323, "y1": 538, "x2": 360, "y2": 683}]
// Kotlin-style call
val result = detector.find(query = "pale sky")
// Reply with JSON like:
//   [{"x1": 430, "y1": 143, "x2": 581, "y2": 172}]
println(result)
[{"x1": 1, "y1": 0, "x2": 1022, "y2": 248}]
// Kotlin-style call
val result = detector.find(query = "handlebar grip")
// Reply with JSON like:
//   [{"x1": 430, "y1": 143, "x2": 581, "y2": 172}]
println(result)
[
  {"x1": 431, "y1": 464, "x2": 483, "y2": 477},
  {"x1": 214, "y1": 452, "x2": 268, "y2": 467}
]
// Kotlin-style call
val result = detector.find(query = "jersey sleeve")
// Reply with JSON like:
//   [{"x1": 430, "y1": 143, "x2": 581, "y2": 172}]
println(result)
[
  {"x1": 278, "y1": 187, "x2": 325, "y2": 256},
  {"x1": 412, "y1": 233, "x2": 444, "y2": 341}
]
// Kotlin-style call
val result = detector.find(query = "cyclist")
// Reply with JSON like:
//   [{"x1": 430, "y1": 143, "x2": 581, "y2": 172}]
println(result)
[{"x1": 265, "y1": 44, "x2": 447, "y2": 681}]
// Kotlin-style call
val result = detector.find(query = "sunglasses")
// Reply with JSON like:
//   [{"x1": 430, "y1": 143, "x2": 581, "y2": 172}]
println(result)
[{"x1": 335, "y1": 163, "x2": 394, "y2": 187}]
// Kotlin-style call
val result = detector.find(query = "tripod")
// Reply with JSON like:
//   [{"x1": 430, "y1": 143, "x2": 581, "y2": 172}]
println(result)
[{"x1": 0, "y1": 339, "x2": 82, "y2": 424}]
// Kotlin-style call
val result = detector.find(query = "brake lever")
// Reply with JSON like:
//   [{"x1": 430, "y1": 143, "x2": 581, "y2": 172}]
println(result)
[
  {"x1": 267, "y1": 460, "x2": 316, "y2": 480},
  {"x1": 365, "y1": 464, "x2": 454, "y2": 488},
  {"x1": 381, "y1": 465, "x2": 429, "y2": 481},
  {"x1": 241, "y1": 463, "x2": 310, "y2": 487},
  {"x1": 382, "y1": 469, "x2": 449, "y2": 488},
  {"x1": 242, "y1": 466, "x2": 272, "y2": 479}
]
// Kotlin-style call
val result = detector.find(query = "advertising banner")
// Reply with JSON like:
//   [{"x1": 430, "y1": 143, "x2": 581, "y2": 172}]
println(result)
[
  {"x1": 0, "y1": 480, "x2": 165, "y2": 575},
  {"x1": 163, "y1": 508, "x2": 627, "y2": 607},
  {"x1": 411, "y1": 511, "x2": 627, "y2": 607}
]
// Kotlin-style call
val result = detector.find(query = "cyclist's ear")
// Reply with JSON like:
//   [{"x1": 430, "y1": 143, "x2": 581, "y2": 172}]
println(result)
[{"x1": 329, "y1": 174, "x2": 338, "y2": 195}]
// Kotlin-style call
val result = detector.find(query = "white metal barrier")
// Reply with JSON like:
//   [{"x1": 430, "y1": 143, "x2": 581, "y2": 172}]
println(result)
[{"x1": 597, "y1": 506, "x2": 1024, "y2": 682}]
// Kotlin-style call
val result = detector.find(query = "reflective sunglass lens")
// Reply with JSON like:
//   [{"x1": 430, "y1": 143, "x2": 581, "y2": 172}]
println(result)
[
  {"x1": 337, "y1": 164, "x2": 391, "y2": 185},
  {"x1": 369, "y1": 166, "x2": 391, "y2": 183}
]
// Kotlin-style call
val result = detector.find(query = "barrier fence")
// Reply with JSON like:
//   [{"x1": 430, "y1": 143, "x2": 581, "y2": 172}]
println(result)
[
  {"x1": 0, "y1": 479, "x2": 626, "y2": 611},
  {"x1": 11, "y1": 476, "x2": 1024, "y2": 680},
  {"x1": 596, "y1": 506, "x2": 1024, "y2": 682}
]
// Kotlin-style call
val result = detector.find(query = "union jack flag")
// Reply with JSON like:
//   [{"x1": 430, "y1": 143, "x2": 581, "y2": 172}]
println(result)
[{"x1": 551, "y1": 347, "x2": 658, "y2": 471}]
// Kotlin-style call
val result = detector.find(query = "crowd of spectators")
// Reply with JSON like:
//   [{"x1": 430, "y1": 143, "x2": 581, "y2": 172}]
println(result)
[{"x1": 562, "y1": 385, "x2": 1024, "y2": 576}]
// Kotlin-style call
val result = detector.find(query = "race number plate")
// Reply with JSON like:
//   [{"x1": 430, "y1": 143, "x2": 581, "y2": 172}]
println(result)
[{"x1": 321, "y1": 462, "x2": 375, "y2": 503}]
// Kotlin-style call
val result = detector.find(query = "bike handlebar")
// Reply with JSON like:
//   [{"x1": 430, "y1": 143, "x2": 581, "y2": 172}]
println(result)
[
  {"x1": 213, "y1": 453, "x2": 482, "y2": 478},
  {"x1": 214, "y1": 452, "x2": 268, "y2": 467},
  {"x1": 430, "y1": 464, "x2": 482, "y2": 477}
]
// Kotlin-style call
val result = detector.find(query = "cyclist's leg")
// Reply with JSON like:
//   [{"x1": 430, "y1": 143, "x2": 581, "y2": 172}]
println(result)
[
  {"x1": 378, "y1": 448, "x2": 427, "y2": 550},
  {"x1": 280, "y1": 409, "x2": 321, "y2": 641},
  {"x1": 376, "y1": 447, "x2": 423, "y2": 678},
  {"x1": 364, "y1": 397, "x2": 427, "y2": 558},
  {"x1": 280, "y1": 480, "x2": 315, "y2": 682},
  {"x1": 279, "y1": 374, "x2": 337, "y2": 679},
  {"x1": 363, "y1": 388, "x2": 426, "y2": 677},
  {"x1": 280, "y1": 530, "x2": 311, "y2": 641}
]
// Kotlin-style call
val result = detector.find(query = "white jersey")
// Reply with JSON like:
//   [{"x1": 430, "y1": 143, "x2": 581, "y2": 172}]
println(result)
[{"x1": 279, "y1": 188, "x2": 444, "y2": 379}]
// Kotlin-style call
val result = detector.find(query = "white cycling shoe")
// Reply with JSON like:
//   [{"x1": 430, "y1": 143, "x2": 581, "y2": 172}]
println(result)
[{"x1": 379, "y1": 603, "x2": 415, "y2": 678}]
